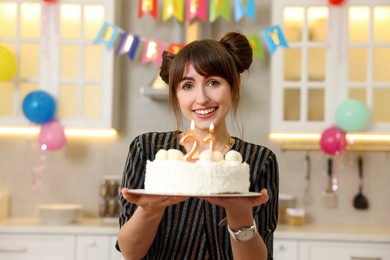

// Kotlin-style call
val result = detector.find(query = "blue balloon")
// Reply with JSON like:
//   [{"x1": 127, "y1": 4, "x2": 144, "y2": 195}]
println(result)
[
  {"x1": 335, "y1": 99, "x2": 370, "y2": 132},
  {"x1": 22, "y1": 90, "x2": 56, "y2": 124}
]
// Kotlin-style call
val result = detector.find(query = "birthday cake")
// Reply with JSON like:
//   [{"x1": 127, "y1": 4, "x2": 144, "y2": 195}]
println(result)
[{"x1": 144, "y1": 149, "x2": 250, "y2": 195}]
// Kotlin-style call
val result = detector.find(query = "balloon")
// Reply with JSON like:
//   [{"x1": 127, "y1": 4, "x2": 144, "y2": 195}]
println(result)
[
  {"x1": 0, "y1": 45, "x2": 17, "y2": 82},
  {"x1": 22, "y1": 90, "x2": 56, "y2": 124},
  {"x1": 38, "y1": 120, "x2": 67, "y2": 151},
  {"x1": 329, "y1": 0, "x2": 344, "y2": 5},
  {"x1": 335, "y1": 99, "x2": 370, "y2": 132},
  {"x1": 320, "y1": 126, "x2": 347, "y2": 155}
]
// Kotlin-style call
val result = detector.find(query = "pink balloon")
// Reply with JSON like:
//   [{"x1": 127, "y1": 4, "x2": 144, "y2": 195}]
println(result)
[
  {"x1": 38, "y1": 120, "x2": 67, "y2": 151},
  {"x1": 320, "y1": 126, "x2": 347, "y2": 155}
]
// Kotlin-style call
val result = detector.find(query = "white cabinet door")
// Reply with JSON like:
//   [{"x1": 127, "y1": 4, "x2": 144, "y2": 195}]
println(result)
[
  {"x1": 0, "y1": 234, "x2": 74, "y2": 260},
  {"x1": 110, "y1": 235, "x2": 124, "y2": 260},
  {"x1": 300, "y1": 241, "x2": 390, "y2": 260},
  {"x1": 76, "y1": 235, "x2": 111, "y2": 260},
  {"x1": 274, "y1": 239, "x2": 299, "y2": 260}
]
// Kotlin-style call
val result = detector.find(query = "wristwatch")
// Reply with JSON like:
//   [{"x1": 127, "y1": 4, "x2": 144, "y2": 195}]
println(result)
[{"x1": 227, "y1": 220, "x2": 257, "y2": 242}]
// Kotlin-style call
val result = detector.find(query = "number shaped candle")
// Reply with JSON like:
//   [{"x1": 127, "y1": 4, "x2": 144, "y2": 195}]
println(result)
[
  {"x1": 180, "y1": 120, "x2": 200, "y2": 162},
  {"x1": 203, "y1": 123, "x2": 216, "y2": 151}
]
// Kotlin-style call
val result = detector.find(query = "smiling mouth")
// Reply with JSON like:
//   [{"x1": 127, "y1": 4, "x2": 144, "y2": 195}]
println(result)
[{"x1": 194, "y1": 107, "x2": 217, "y2": 116}]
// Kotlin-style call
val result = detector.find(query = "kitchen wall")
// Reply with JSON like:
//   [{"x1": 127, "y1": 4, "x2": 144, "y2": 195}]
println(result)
[{"x1": 1, "y1": 1, "x2": 389, "y2": 226}]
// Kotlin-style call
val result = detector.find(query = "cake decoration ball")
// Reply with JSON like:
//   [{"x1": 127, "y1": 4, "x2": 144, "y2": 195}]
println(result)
[
  {"x1": 155, "y1": 149, "x2": 168, "y2": 160},
  {"x1": 214, "y1": 151, "x2": 224, "y2": 162},
  {"x1": 199, "y1": 150, "x2": 214, "y2": 161},
  {"x1": 168, "y1": 149, "x2": 184, "y2": 160},
  {"x1": 225, "y1": 150, "x2": 243, "y2": 163}
]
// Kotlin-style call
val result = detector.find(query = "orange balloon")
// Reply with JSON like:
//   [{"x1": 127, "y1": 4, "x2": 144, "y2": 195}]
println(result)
[{"x1": 0, "y1": 46, "x2": 17, "y2": 82}]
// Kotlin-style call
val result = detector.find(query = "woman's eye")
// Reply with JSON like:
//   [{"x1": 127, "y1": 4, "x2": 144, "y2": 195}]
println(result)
[
  {"x1": 207, "y1": 80, "x2": 220, "y2": 87},
  {"x1": 181, "y1": 83, "x2": 193, "y2": 90}
]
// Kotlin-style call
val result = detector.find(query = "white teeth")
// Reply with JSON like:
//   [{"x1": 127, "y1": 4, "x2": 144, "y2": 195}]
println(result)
[{"x1": 195, "y1": 108, "x2": 216, "y2": 115}]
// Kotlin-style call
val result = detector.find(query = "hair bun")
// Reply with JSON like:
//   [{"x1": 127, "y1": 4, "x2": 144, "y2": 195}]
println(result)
[
  {"x1": 159, "y1": 51, "x2": 175, "y2": 84},
  {"x1": 219, "y1": 32, "x2": 253, "y2": 73}
]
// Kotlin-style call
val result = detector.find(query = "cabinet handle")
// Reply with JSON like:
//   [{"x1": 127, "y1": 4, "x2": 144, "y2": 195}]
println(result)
[
  {"x1": 88, "y1": 240, "x2": 97, "y2": 246},
  {"x1": 351, "y1": 257, "x2": 382, "y2": 260},
  {"x1": 0, "y1": 247, "x2": 27, "y2": 253},
  {"x1": 277, "y1": 245, "x2": 285, "y2": 251}
]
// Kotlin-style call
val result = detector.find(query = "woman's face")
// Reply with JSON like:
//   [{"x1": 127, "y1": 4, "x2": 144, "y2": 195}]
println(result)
[{"x1": 176, "y1": 63, "x2": 232, "y2": 131}]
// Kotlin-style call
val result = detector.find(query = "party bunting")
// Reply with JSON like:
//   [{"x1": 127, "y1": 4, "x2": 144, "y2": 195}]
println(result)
[
  {"x1": 142, "y1": 39, "x2": 165, "y2": 66},
  {"x1": 234, "y1": 0, "x2": 256, "y2": 21},
  {"x1": 93, "y1": 22, "x2": 121, "y2": 50},
  {"x1": 186, "y1": 0, "x2": 208, "y2": 22},
  {"x1": 246, "y1": 34, "x2": 264, "y2": 59},
  {"x1": 93, "y1": 20, "x2": 288, "y2": 68},
  {"x1": 162, "y1": 0, "x2": 184, "y2": 22},
  {"x1": 209, "y1": 0, "x2": 230, "y2": 22},
  {"x1": 139, "y1": 0, "x2": 158, "y2": 19},
  {"x1": 115, "y1": 32, "x2": 140, "y2": 60},
  {"x1": 261, "y1": 25, "x2": 288, "y2": 54}
]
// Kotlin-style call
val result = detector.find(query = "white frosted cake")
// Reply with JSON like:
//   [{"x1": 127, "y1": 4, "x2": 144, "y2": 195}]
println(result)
[{"x1": 144, "y1": 149, "x2": 250, "y2": 195}]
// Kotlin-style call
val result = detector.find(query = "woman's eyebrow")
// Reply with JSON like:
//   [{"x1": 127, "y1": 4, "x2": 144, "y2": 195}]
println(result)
[{"x1": 180, "y1": 76, "x2": 194, "y2": 82}]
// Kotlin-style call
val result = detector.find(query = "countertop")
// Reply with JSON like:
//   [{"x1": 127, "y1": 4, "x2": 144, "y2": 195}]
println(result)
[{"x1": 1, "y1": 218, "x2": 390, "y2": 243}]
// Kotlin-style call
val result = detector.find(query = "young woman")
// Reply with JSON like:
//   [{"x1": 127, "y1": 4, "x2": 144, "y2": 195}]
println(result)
[{"x1": 117, "y1": 31, "x2": 279, "y2": 260}]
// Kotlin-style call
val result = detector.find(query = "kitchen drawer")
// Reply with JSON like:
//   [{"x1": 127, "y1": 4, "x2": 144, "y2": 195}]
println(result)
[
  {"x1": 300, "y1": 240, "x2": 390, "y2": 260},
  {"x1": 274, "y1": 239, "x2": 299, "y2": 260},
  {"x1": 0, "y1": 234, "x2": 74, "y2": 260}
]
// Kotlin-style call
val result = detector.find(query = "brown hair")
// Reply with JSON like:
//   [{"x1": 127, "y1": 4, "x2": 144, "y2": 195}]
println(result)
[{"x1": 160, "y1": 31, "x2": 253, "y2": 129}]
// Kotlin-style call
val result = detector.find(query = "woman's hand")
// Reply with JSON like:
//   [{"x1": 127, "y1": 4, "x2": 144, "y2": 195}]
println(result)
[{"x1": 121, "y1": 188, "x2": 188, "y2": 213}]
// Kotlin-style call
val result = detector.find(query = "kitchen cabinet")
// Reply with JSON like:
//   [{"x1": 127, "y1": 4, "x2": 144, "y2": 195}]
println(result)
[
  {"x1": 0, "y1": 234, "x2": 75, "y2": 260},
  {"x1": 274, "y1": 239, "x2": 299, "y2": 260},
  {"x1": 300, "y1": 240, "x2": 390, "y2": 260},
  {"x1": 0, "y1": 0, "x2": 120, "y2": 129},
  {"x1": 271, "y1": 0, "x2": 390, "y2": 134}
]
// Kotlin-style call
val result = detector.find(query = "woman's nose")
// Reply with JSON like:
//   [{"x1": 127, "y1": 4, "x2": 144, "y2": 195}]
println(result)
[{"x1": 195, "y1": 88, "x2": 209, "y2": 105}]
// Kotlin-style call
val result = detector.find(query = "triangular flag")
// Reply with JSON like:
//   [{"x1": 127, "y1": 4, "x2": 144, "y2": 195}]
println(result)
[
  {"x1": 162, "y1": 0, "x2": 184, "y2": 22},
  {"x1": 262, "y1": 25, "x2": 288, "y2": 54},
  {"x1": 234, "y1": 0, "x2": 256, "y2": 21},
  {"x1": 247, "y1": 34, "x2": 264, "y2": 59},
  {"x1": 93, "y1": 22, "x2": 121, "y2": 50},
  {"x1": 186, "y1": 0, "x2": 208, "y2": 22},
  {"x1": 142, "y1": 39, "x2": 165, "y2": 67},
  {"x1": 115, "y1": 32, "x2": 140, "y2": 60},
  {"x1": 138, "y1": 0, "x2": 158, "y2": 19},
  {"x1": 168, "y1": 43, "x2": 184, "y2": 54},
  {"x1": 209, "y1": 0, "x2": 230, "y2": 22}
]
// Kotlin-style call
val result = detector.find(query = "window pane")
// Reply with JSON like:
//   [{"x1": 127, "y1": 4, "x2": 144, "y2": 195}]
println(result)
[
  {"x1": 283, "y1": 7, "x2": 304, "y2": 42},
  {"x1": 349, "y1": 88, "x2": 366, "y2": 103},
  {"x1": 307, "y1": 88, "x2": 324, "y2": 121},
  {"x1": 0, "y1": 83, "x2": 15, "y2": 116},
  {"x1": 308, "y1": 7, "x2": 328, "y2": 42},
  {"x1": 60, "y1": 4, "x2": 81, "y2": 39},
  {"x1": 59, "y1": 84, "x2": 78, "y2": 118},
  {"x1": 349, "y1": 48, "x2": 367, "y2": 82},
  {"x1": 84, "y1": 45, "x2": 102, "y2": 80},
  {"x1": 374, "y1": 7, "x2": 390, "y2": 42},
  {"x1": 308, "y1": 48, "x2": 326, "y2": 81},
  {"x1": 374, "y1": 48, "x2": 390, "y2": 82},
  {"x1": 60, "y1": 45, "x2": 79, "y2": 79},
  {"x1": 83, "y1": 85, "x2": 101, "y2": 119},
  {"x1": 84, "y1": 5, "x2": 105, "y2": 40},
  {"x1": 20, "y1": 44, "x2": 39, "y2": 79},
  {"x1": 373, "y1": 88, "x2": 390, "y2": 122},
  {"x1": 349, "y1": 7, "x2": 369, "y2": 42},
  {"x1": 284, "y1": 88, "x2": 300, "y2": 121},
  {"x1": 284, "y1": 49, "x2": 301, "y2": 81},
  {"x1": 20, "y1": 3, "x2": 40, "y2": 38},
  {"x1": 0, "y1": 3, "x2": 17, "y2": 37}
]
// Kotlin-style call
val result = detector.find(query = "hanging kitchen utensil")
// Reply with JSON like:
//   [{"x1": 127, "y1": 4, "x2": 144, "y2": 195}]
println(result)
[
  {"x1": 353, "y1": 156, "x2": 369, "y2": 210},
  {"x1": 303, "y1": 153, "x2": 311, "y2": 205},
  {"x1": 324, "y1": 157, "x2": 337, "y2": 208}
]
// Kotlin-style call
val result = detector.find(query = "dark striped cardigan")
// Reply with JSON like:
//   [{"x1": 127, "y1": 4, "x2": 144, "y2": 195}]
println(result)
[{"x1": 118, "y1": 131, "x2": 279, "y2": 260}]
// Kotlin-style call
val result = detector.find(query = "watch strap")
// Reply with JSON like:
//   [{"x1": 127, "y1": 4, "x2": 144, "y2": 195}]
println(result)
[{"x1": 227, "y1": 219, "x2": 257, "y2": 242}]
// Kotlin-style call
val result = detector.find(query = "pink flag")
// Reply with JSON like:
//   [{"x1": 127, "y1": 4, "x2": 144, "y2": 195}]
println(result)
[
  {"x1": 142, "y1": 39, "x2": 165, "y2": 67},
  {"x1": 186, "y1": 0, "x2": 208, "y2": 22}
]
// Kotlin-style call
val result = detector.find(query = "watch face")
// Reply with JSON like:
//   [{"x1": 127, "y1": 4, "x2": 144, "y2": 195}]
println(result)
[{"x1": 236, "y1": 227, "x2": 256, "y2": 242}]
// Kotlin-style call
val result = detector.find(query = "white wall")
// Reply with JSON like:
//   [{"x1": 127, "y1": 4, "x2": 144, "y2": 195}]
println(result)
[{"x1": 0, "y1": 1, "x2": 389, "y2": 225}]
